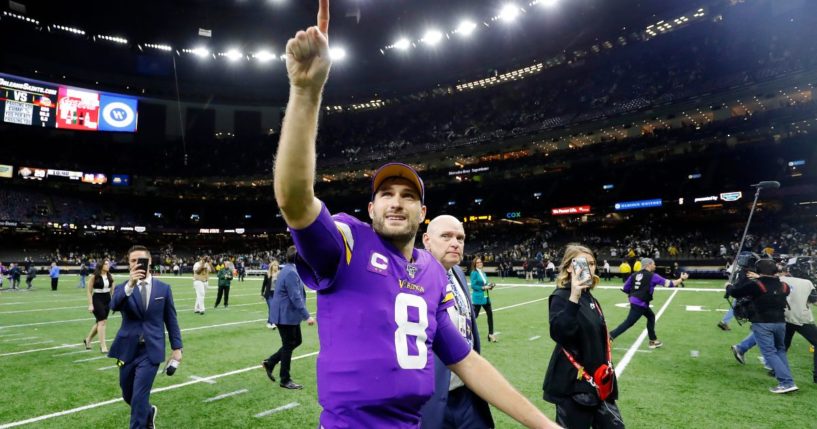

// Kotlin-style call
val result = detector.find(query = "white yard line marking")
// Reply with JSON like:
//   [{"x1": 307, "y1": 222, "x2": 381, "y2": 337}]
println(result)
[
  {"x1": 254, "y1": 402, "x2": 300, "y2": 418},
  {"x1": 180, "y1": 319, "x2": 266, "y2": 332},
  {"x1": 0, "y1": 333, "x2": 24, "y2": 338},
  {"x1": 26, "y1": 340, "x2": 54, "y2": 346},
  {"x1": 0, "y1": 292, "x2": 264, "y2": 314},
  {"x1": 74, "y1": 355, "x2": 108, "y2": 363},
  {"x1": 529, "y1": 335, "x2": 541, "y2": 341},
  {"x1": 54, "y1": 349, "x2": 91, "y2": 357},
  {"x1": 615, "y1": 289, "x2": 679, "y2": 377},
  {"x1": 0, "y1": 351, "x2": 319, "y2": 428},
  {"x1": 203, "y1": 389, "x2": 249, "y2": 402},
  {"x1": 2, "y1": 336, "x2": 38, "y2": 342},
  {"x1": 189, "y1": 376, "x2": 216, "y2": 385},
  {"x1": 0, "y1": 344, "x2": 80, "y2": 357},
  {"x1": 493, "y1": 298, "x2": 548, "y2": 312},
  {"x1": 0, "y1": 306, "x2": 84, "y2": 315},
  {"x1": 1, "y1": 317, "x2": 106, "y2": 329},
  {"x1": 2, "y1": 315, "x2": 295, "y2": 358},
  {"x1": 96, "y1": 365, "x2": 117, "y2": 371}
]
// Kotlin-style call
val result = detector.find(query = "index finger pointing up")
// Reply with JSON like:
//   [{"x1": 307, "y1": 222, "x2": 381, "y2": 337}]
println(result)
[{"x1": 318, "y1": 0, "x2": 330, "y2": 35}]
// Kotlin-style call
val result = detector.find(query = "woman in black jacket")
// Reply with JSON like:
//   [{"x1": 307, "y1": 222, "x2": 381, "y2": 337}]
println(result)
[
  {"x1": 544, "y1": 244, "x2": 624, "y2": 428},
  {"x1": 261, "y1": 260, "x2": 280, "y2": 329}
]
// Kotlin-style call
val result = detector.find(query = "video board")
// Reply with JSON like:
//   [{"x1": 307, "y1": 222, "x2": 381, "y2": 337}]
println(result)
[{"x1": 0, "y1": 72, "x2": 138, "y2": 132}]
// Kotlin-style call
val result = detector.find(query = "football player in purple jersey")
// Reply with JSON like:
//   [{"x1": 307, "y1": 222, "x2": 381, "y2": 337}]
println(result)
[{"x1": 273, "y1": 1, "x2": 560, "y2": 428}]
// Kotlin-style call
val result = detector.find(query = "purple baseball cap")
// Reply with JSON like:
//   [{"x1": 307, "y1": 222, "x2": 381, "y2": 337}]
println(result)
[{"x1": 371, "y1": 162, "x2": 425, "y2": 203}]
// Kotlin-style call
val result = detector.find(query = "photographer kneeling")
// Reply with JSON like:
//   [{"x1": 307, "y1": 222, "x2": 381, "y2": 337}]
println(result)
[{"x1": 727, "y1": 259, "x2": 798, "y2": 393}]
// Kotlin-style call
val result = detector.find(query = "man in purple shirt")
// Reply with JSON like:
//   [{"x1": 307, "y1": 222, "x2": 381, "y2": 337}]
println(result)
[
  {"x1": 273, "y1": 2, "x2": 558, "y2": 428},
  {"x1": 610, "y1": 258, "x2": 688, "y2": 348}
]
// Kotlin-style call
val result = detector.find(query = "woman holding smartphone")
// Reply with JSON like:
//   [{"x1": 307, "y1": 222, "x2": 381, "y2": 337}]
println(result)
[
  {"x1": 84, "y1": 259, "x2": 114, "y2": 353},
  {"x1": 471, "y1": 256, "x2": 497, "y2": 343},
  {"x1": 544, "y1": 244, "x2": 624, "y2": 428}
]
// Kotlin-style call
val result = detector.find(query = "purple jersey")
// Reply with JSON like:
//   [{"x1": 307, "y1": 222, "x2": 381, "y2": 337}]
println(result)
[
  {"x1": 291, "y1": 204, "x2": 471, "y2": 429},
  {"x1": 623, "y1": 270, "x2": 673, "y2": 308}
]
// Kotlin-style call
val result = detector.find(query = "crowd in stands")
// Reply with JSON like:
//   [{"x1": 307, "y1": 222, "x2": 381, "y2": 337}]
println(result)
[{"x1": 1, "y1": 5, "x2": 815, "y2": 180}]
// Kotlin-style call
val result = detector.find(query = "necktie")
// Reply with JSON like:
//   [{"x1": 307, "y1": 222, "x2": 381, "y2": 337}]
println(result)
[{"x1": 139, "y1": 282, "x2": 148, "y2": 310}]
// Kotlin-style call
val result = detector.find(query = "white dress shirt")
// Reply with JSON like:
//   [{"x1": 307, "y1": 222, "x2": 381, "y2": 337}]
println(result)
[{"x1": 125, "y1": 275, "x2": 153, "y2": 310}]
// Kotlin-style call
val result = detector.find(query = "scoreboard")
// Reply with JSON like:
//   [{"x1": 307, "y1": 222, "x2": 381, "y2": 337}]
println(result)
[{"x1": 0, "y1": 72, "x2": 138, "y2": 133}]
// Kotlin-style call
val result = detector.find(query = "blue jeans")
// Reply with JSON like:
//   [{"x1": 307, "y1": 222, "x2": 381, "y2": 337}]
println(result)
[
  {"x1": 722, "y1": 307, "x2": 734, "y2": 324},
  {"x1": 78, "y1": 275, "x2": 87, "y2": 288},
  {"x1": 736, "y1": 332, "x2": 756, "y2": 354},
  {"x1": 751, "y1": 323, "x2": 795, "y2": 387}
]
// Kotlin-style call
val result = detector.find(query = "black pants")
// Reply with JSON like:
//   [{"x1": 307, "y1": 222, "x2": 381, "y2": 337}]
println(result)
[
  {"x1": 610, "y1": 304, "x2": 656, "y2": 341},
  {"x1": 214, "y1": 286, "x2": 230, "y2": 307},
  {"x1": 785, "y1": 322, "x2": 817, "y2": 379},
  {"x1": 556, "y1": 398, "x2": 625, "y2": 429},
  {"x1": 474, "y1": 303, "x2": 494, "y2": 335},
  {"x1": 267, "y1": 324, "x2": 303, "y2": 383},
  {"x1": 26, "y1": 276, "x2": 34, "y2": 288},
  {"x1": 51, "y1": 278, "x2": 58, "y2": 291}
]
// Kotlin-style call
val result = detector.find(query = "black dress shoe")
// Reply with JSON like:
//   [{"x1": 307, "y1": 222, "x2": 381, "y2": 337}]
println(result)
[
  {"x1": 147, "y1": 405, "x2": 157, "y2": 429},
  {"x1": 280, "y1": 380, "x2": 303, "y2": 390},
  {"x1": 262, "y1": 360, "x2": 276, "y2": 382}
]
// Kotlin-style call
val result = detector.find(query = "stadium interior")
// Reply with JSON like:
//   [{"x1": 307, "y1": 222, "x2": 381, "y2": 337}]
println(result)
[{"x1": 1, "y1": 0, "x2": 816, "y2": 427}]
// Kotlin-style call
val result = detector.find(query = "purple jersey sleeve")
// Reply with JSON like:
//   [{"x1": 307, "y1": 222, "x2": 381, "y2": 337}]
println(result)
[
  {"x1": 290, "y1": 203, "x2": 347, "y2": 291},
  {"x1": 622, "y1": 275, "x2": 633, "y2": 292},
  {"x1": 432, "y1": 282, "x2": 470, "y2": 365},
  {"x1": 651, "y1": 273, "x2": 671, "y2": 291}
]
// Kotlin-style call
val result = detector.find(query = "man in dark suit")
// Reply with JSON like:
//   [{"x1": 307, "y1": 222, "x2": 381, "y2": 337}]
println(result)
[
  {"x1": 262, "y1": 246, "x2": 315, "y2": 389},
  {"x1": 109, "y1": 245, "x2": 183, "y2": 429},
  {"x1": 421, "y1": 215, "x2": 494, "y2": 428}
]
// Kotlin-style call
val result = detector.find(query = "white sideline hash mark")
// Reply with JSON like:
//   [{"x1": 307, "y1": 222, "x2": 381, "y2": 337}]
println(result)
[
  {"x1": 685, "y1": 305, "x2": 709, "y2": 312},
  {"x1": 255, "y1": 402, "x2": 300, "y2": 418},
  {"x1": 529, "y1": 335, "x2": 541, "y2": 341},
  {"x1": 96, "y1": 365, "x2": 118, "y2": 371},
  {"x1": 74, "y1": 356, "x2": 107, "y2": 363},
  {"x1": 204, "y1": 389, "x2": 248, "y2": 402},
  {"x1": 190, "y1": 375, "x2": 216, "y2": 384}
]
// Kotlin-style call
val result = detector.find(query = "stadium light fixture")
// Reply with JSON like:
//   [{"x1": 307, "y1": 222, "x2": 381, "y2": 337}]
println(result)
[
  {"x1": 536, "y1": 0, "x2": 558, "y2": 7},
  {"x1": 393, "y1": 38, "x2": 411, "y2": 51},
  {"x1": 145, "y1": 43, "x2": 172, "y2": 51},
  {"x1": 329, "y1": 47, "x2": 347, "y2": 61},
  {"x1": 190, "y1": 46, "x2": 210, "y2": 58},
  {"x1": 253, "y1": 50, "x2": 275, "y2": 62},
  {"x1": 422, "y1": 29, "x2": 443, "y2": 46},
  {"x1": 455, "y1": 20, "x2": 477, "y2": 37},
  {"x1": 223, "y1": 49, "x2": 243, "y2": 61},
  {"x1": 498, "y1": 4, "x2": 521, "y2": 22}
]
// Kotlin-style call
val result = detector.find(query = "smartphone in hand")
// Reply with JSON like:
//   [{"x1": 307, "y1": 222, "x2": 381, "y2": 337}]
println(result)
[
  {"x1": 572, "y1": 257, "x2": 592, "y2": 285},
  {"x1": 136, "y1": 258, "x2": 150, "y2": 280}
]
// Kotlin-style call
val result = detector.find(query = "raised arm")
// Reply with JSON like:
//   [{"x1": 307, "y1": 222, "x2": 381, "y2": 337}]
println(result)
[{"x1": 274, "y1": 0, "x2": 332, "y2": 229}]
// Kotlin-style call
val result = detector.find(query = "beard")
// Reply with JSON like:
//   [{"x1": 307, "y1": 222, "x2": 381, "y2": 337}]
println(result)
[{"x1": 372, "y1": 215, "x2": 420, "y2": 249}]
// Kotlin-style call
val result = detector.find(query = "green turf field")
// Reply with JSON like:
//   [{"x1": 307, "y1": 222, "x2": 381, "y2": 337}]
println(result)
[{"x1": 1, "y1": 276, "x2": 814, "y2": 428}]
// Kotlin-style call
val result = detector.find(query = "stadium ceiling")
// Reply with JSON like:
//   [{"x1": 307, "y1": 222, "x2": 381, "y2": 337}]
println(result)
[{"x1": 1, "y1": 0, "x2": 713, "y2": 102}]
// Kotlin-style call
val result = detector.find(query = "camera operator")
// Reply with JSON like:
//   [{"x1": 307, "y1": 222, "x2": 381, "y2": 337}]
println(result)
[
  {"x1": 727, "y1": 259, "x2": 798, "y2": 393},
  {"x1": 781, "y1": 258, "x2": 817, "y2": 384}
]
